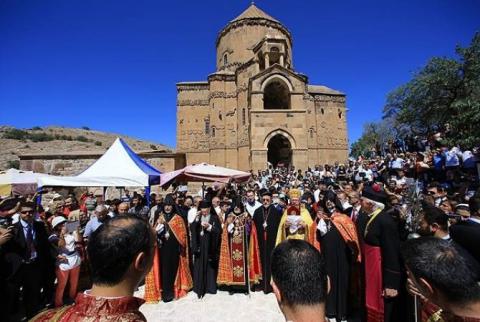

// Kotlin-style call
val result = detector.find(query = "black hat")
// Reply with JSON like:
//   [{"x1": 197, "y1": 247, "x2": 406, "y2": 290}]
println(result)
[
  {"x1": 233, "y1": 198, "x2": 245, "y2": 213},
  {"x1": 199, "y1": 200, "x2": 211, "y2": 209},
  {"x1": 219, "y1": 200, "x2": 231, "y2": 207},
  {"x1": 362, "y1": 184, "x2": 387, "y2": 204},
  {"x1": 262, "y1": 191, "x2": 272, "y2": 197},
  {"x1": 164, "y1": 194, "x2": 175, "y2": 206},
  {"x1": 422, "y1": 202, "x2": 447, "y2": 218}
]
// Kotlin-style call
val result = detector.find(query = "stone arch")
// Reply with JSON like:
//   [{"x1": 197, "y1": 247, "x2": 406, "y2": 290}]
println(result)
[
  {"x1": 265, "y1": 131, "x2": 294, "y2": 168},
  {"x1": 262, "y1": 75, "x2": 292, "y2": 110},
  {"x1": 261, "y1": 74, "x2": 293, "y2": 92},
  {"x1": 263, "y1": 128, "x2": 296, "y2": 149}
]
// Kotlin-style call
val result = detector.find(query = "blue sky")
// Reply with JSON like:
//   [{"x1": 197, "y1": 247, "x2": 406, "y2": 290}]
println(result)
[{"x1": 0, "y1": 0, "x2": 478, "y2": 149}]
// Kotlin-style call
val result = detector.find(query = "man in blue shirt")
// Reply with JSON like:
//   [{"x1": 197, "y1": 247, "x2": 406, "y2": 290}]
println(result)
[{"x1": 83, "y1": 205, "x2": 109, "y2": 240}]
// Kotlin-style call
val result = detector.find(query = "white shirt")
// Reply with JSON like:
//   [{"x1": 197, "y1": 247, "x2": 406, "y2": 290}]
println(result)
[
  {"x1": 57, "y1": 232, "x2": 81, "y2": 271},
  {"x1": 188, "y1": 207, "x2": 198, "y2": 224},
  {"x1": 317, "y1": 219, "x2": 328, "y2": 236},
  {"x1": 314, "y1": 189, "x2": 321, "y2": 203},
  {"x1": 245, "y1": 201, "x2": 262, "y2": 216}
]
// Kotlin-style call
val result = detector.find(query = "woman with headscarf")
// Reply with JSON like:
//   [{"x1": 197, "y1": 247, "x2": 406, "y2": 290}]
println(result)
[{"x1": 316, "y1": 190, "x2": 361, "y2": 322}]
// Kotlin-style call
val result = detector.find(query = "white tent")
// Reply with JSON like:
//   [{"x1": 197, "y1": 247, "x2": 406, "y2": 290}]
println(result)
[{"x1": 37, "y1": 138, "x2": 162, "y2": 188}]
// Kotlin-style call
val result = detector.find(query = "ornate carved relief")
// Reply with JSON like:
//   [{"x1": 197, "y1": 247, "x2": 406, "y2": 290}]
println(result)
[
  {"x1": 209, "y1": 91, "x2": 237, "y2": 99},
  {"x1": 177, "y1": 84, "x2": 209, "y2": 92},
  {"x1": 177, "y1": 99, "x2": 209, "y2": 106},
  {"x1": 218, "y1": 62, "x2": 242, "y2": 71},
  {"x1": 226, "y1": 108, "x2": 236, "y2": 117},
  {"x1": 208, "y1": 74, "x2": 236, "y2": 82}
]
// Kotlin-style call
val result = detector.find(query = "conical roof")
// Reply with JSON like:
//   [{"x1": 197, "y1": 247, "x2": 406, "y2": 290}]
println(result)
[{"x1": 230, "y1": 4, "x2": 280, "y2": 23}]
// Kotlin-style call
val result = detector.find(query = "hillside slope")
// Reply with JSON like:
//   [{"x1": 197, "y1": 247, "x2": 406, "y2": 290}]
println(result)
[{"x1": 0, "y1": 126, "x2": 172, "y2": 170}]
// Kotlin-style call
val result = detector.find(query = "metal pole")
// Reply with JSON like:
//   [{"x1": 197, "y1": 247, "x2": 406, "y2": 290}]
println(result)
[
  {"x1": 145, "y1": 186, "x2": 151, "y2": 207},
  {"x1": 414, "y1": 295, "x2": 419, "y2": 322}
]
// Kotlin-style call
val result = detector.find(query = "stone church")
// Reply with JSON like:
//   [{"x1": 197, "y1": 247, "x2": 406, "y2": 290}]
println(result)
[{"x1": 176, "y1": 4, "x2": 348, "y2": 171}]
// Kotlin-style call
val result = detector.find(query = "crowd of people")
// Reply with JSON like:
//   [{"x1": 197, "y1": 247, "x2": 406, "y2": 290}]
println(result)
[{"x1": 0, "y1": 140, "x2": 480, "y2": 322}]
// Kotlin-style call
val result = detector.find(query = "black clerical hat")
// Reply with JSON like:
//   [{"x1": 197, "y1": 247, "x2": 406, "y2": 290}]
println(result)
[
  {"x1": 199, "y1": 200, "x2": 211, "y2": 209},
  {"x1": 164, "y1": 194, "x2": 175, "y2": 206},
  {"x1": 362, "y1": 184, "x2": 387, "y2": 204},
  {"x1": 262, "y1": 191, "x2": 272, "y2": 197}
]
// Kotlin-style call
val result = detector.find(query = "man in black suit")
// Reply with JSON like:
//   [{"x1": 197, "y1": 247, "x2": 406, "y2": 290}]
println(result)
[
  {"x1": 450, "y1": 194, "x2": 480, "y2": 263},
  {"x1": 3, "y1": 201, "x2": 52, "y2": 320}
]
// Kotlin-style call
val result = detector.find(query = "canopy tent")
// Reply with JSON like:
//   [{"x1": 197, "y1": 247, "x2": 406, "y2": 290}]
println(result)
[
  {"x1": 160, "y1": 162, "x2": 251, "y2": 187},
  {"x1": 0, "y1": 168, "x2": 50, "y2": 196},
  {"x1": 38, "y1": 138, "x2": 162, "y2": 188}
]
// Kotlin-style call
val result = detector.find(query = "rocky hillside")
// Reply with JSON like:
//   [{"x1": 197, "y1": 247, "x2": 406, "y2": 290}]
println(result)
[{"x1": 0, "y1": 126, "x2": 172, "y2": 170}]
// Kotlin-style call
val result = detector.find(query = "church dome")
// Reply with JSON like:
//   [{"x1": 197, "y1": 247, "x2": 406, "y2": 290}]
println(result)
[{"x1": 216, "y1": 4, "x2": 292, "y2": 72}]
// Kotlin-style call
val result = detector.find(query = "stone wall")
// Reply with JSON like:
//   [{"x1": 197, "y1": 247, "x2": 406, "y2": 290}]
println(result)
[{"x1": 19, "y1": 151, "x2": 186, "y2": 176}]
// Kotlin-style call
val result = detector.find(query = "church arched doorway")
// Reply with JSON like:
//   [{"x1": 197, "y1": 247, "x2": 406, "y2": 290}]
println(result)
[{"x1": 267, "y1": 134, "x2": 292, "y2": 168}]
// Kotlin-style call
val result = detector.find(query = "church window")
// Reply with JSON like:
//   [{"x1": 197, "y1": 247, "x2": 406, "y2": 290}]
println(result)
[
  {"x1": 219, "y1": 112, "x2": 222, "y2": 120},
  {"x1": 242, "y1": 108, "x2": 246, "y2": 125},
  {"x1": 264, "y1": 79, "x2": 290, "y2": 110},
  {"x1": 205, "y1": 118, "x2": 210, "y2": 135},
  {"x1": 309, "y1": 128, "x2": 314, "y2": 138},
  {"x1": 338, "y1": 109, "x2": 342, "y2": 119},
  {"x1": 269, "y1": 47, "x2": 280, "y2": 65},
  {"x1": 212, "y1": 127, "x2": 216, "y2": 137},
  {"x1": 223, "y1": 54, "x2": 228, "y2": 65},
  {"x1": 321, "y1": 108, "x2": 325, "y2": 115}
]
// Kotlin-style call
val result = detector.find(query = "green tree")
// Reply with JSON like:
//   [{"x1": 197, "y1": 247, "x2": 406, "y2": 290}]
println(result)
[
  {"x1": 350, "y1": 119, "x2": 397, "y2": 158},
  {"x1": 383, "y1": 32, "x2": 480, "y2": 148}
]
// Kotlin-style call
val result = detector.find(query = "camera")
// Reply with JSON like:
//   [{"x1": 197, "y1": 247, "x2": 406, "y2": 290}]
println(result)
[{"x1": 0, "y1": 216, "x2": 13, "y2": 229}]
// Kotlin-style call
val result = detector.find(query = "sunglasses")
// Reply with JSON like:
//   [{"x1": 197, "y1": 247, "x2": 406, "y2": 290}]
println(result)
[
  {"x1": 262, "y1": 198, "x2": 271, "y2": 202},
  {"x1": 21, "y1": 210, "x2": 34, "y2": 214}
]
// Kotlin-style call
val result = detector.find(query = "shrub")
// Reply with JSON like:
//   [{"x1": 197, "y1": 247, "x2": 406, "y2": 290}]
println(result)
[
  {"x1": 76, "y1": 135, "x2": 89, "y2": 142},
  {"x1": 3, "y1": 129, "x2": 28, "y2": 140},
  {"x1": 31, "y1": 126, "x2": 42, "y2": 131},
  {"x1": 6, "y1": 160, "x2": 20, "y2": 169},
  {"x1": 150, "y1": 144, "x2": 157, "y2": 150},
  {"x1": 29, "y1": 132, "x2": 54, "y2": 142},
  {"x1": 95, "y1": 141, "x2": 102, "y2": 146}
]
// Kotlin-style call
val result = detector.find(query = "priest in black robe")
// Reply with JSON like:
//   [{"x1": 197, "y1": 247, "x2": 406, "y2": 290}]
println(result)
[
  {"x1": 144, "y1": 194, "x2": 192, "y2": 303},
  {"x1": 358, "y1": 185, "x2": 401, "y2": 322},
  {"x1": 316, "y1": 191, "x2": 360, "y2": 322},
  {"x1": 190, "y1": 200, "x2": 221, "y2": 298},
  {"x1": 252, "y1": 191, "x2": 281, "y2": 294}
]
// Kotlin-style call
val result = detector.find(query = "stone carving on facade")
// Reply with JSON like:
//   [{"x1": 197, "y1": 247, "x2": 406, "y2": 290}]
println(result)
[
  {"x1": 313, "y1": 95, "x2": 346, "y2": 103},
  {"x1": 209, "y1": 91, "x2": 237, "y2": 99},
  {"x1": 218, "y1": 62, "x2": 242, "y2": 71},
  {"x1": 225, "y1": 108, "x2": 236, "y2": 117},
  {"x1": 177, "y1": 84, "x2": 209, "y2": 92},
  {"x1": 177, "y1": 99, "x2": 209, "y2": 106},
  {"x1": 208, "y1": 74, "x2": 236, "y2": 82}
]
